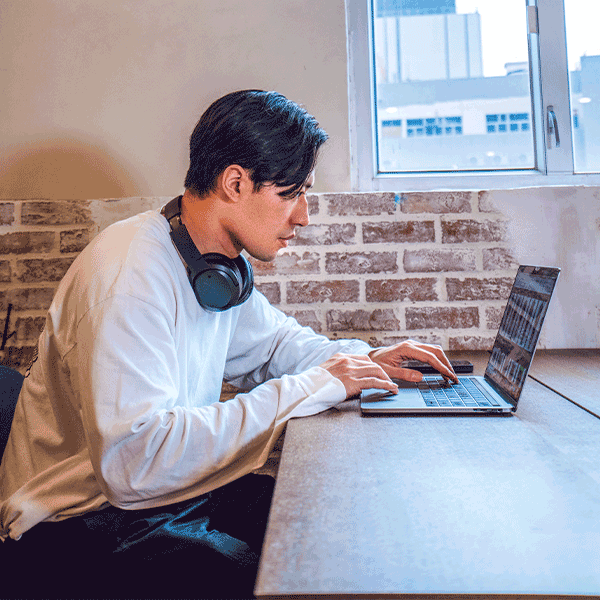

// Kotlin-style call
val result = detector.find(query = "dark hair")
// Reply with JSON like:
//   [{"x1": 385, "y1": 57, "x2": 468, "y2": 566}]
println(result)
[{"x1": 184, "y1": 90, "x2": 328, "y2": 197}]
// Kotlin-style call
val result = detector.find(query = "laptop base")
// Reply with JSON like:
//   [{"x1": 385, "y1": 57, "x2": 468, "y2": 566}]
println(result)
[{"x1": 360, "y1": 376, "x2": 514, "y2": 416}]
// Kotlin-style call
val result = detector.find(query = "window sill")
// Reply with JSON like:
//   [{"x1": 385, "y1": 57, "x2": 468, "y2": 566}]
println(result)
[{"x1": 356, "y1": 171, "x2": 600, "y2": 192}]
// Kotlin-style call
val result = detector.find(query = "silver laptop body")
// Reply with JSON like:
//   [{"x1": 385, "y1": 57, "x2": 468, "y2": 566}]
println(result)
[{"x1": 360, "y1": 265, "x2": 561, "y2": 416}]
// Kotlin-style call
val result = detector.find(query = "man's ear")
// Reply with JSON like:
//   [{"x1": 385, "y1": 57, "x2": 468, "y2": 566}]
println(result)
[{"x1": 219, "y1": 165, "x2": 252, "y2": 202}]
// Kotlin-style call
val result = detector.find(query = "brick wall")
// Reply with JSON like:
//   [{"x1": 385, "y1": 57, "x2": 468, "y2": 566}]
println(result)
[
  {"x1": 0, "y1": 192, "x2": 517, "y2": 372},
  {"x1": 250, "y1": 191, "x2": 515, "y2": 351},
  {"x1": 0, "y1": 197, "x2": 169, "y2": 371}
]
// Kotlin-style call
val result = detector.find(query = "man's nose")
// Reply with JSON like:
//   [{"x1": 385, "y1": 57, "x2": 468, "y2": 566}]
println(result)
[{"x1": 293, "y1": 194, "x2": 310, "y2": 228}]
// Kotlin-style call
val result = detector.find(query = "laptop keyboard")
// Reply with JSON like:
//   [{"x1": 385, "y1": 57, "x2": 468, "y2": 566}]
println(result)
[{"x1": 417, "y1": 377, "x2": 500, "y2": 408}]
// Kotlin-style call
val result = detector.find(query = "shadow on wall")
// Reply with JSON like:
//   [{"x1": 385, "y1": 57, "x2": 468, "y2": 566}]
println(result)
[{"x1": 0, "y1": 135, "x2": 146, "y2": 200}]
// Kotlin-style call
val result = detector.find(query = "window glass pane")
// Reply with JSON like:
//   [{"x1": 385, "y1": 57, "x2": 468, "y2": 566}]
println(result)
[
  {"x1": 373, "y1": 0, "x2": 534, "y2": 173},
  {"x1": 565, "y1": 0, "x2": 600, "y2": 173}
]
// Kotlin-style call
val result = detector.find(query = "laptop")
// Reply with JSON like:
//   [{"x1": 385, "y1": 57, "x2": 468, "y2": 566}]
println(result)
[{"x1": 360, "y1": 265, "x2": 561, "y2": 415}]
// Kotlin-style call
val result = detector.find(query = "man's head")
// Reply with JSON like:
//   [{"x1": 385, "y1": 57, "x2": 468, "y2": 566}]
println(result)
[{"x1": 184, "y1": 90, "x2": 328, "y2": 198}]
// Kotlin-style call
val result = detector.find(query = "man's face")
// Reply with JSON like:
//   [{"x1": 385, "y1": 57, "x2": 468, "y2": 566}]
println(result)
[{"x1": 232, "y1": 172, "x2": 314, "y2": 262}]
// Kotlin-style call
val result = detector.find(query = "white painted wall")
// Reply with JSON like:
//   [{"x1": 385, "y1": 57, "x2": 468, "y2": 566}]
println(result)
[
  {"x1": 0, "y1": 0, "x2": 349, "y2": 198},
  {"x1": 486, "y1": 186, "x2": 600, "y2": 348}
]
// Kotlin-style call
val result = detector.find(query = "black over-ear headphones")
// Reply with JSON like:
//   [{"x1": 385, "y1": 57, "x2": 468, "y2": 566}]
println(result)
[{"x1": 162, "y1": 196, "x2": 254, "y2": 312}]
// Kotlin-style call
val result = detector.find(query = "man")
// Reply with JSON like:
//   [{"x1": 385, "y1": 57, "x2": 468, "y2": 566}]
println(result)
[{"x1": 0, "y1": 90, "x2": 456, "y2": 598}]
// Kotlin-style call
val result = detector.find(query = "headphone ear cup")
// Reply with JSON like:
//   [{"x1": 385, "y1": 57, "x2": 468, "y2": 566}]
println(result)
[
  {"x1": 192, "y1": 253, "x2": 251, "y2": 312},
  {"x1": 234, "y1": 254, "x2": 254, "y2": 305},
  {"x1": 163, "y1": 196, "x2": 254, "y2": 311}
]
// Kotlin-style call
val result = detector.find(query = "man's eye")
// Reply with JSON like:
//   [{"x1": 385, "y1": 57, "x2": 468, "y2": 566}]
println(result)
[{"x1": 280, "y1": 188, "x2": 306, "y2": 200}]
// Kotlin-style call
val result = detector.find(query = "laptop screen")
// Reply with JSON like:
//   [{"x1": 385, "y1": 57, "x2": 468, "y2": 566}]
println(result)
[{"x1": 484, "y1": 265, "x2": 560, "y2": 407}]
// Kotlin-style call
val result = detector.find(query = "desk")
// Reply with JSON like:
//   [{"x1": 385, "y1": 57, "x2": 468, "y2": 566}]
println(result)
[
  {"x1": 255, "y1": 350, "x2": 600, "y2": 599},
  {"x1": 528, "y1": 348, "x2": 600, "y2": 417}
]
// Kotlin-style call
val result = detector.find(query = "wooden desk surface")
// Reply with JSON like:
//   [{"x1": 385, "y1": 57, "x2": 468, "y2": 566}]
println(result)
[
  {"x1": 528, "y1": 348, "x2": 600, "y2": 417},
  {"x1": 255, "y1": 351, "x2": 600, "y2": 598}
]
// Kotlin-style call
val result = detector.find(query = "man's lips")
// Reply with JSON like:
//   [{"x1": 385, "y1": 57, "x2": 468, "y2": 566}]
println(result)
[{"x1": 279, "y1": 233, "x2": 296, "y2": 244}]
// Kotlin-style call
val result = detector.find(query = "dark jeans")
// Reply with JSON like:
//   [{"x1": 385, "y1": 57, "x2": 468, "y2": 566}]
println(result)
[{"x1": 2, "y1": 474, "x2": 275, "y2": 599}]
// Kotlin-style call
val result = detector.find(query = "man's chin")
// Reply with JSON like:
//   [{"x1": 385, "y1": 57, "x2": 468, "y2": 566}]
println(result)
[{"x1": 248, "y1": 250, "x2": 278, "y2": 263}]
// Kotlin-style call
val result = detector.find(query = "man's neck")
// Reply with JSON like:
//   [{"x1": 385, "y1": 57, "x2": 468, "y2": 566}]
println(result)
[{"x1": 180, "y1": 190, "x2": 241, "y2": 258}]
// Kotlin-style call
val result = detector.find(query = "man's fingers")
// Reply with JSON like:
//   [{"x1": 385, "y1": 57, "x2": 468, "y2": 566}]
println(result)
[
  {"x1": 398, "y1": 341, "x2": 458, "y2": 383},
  {"x1": 371, "y1": 341, "x2": 459, "y2": 384},
  {"x1": 357, "y1": 377, "x2": 399, "y2": 394},
  {"x1": 412, "y1": 348, "x2": 457, "y2": 383},
  {"x1": 394, "y1": 367, "x2": 423, "y2": 383},
  {"x1": 320, "y1": 353, "x2": 399, "y2": 398},
  {"x1": 350, "y1": 360, "x2": 399, "y2": 391}
]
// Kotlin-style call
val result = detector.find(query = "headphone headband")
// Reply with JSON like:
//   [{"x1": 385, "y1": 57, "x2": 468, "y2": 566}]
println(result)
[{"x1": 163, "y1": 197, "x2": 212, "y2": 271}]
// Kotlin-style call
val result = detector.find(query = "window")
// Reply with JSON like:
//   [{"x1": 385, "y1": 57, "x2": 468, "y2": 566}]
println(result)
[
  {"x1": 486, "y1": 113, "x2": 531, "y2": 134},
  {"x1": 347, "y1": 0, "x2": 600, "y2": 190}
]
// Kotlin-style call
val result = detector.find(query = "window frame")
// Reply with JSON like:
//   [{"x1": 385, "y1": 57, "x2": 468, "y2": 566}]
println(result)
[{"x1": 347, "y1": 0, "x2": 600, "y2": 191}]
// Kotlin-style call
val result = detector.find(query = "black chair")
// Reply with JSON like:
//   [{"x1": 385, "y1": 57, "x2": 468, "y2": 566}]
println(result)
[{"x1": 0, "y1": 365, "x2": 24, "y2": 462}]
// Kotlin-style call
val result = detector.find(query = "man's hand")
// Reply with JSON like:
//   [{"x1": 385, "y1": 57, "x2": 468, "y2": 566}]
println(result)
[
  {"x1": 368, "y1": 340, "x2": 458, "y2": 384},
  {"x1": 320, "y1": 353, "x2": 399, "y2": 399}
]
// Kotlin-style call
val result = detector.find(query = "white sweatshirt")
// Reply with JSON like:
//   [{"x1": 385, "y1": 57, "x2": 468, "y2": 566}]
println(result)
[{"x1": 0, "y1": 209, "x2": 371, "y2": 541}]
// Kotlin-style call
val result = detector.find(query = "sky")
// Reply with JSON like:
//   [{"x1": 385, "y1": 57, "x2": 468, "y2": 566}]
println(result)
[{"x1": 455, "y1": 0, "x2": 600, "y2": 76}]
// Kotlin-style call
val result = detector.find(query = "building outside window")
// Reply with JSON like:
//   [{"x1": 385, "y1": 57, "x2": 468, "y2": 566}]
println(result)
[{"x1": 348, "y1": 0, "x2": 600, "y2": 190}]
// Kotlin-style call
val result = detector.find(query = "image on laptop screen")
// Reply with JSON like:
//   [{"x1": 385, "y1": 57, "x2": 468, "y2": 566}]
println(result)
[{"x1": 485, "y1": 266, "x2": 560, "y2": 405}]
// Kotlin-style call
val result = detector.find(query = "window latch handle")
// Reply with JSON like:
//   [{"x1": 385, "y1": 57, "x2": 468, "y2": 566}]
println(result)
[
  {"x1": 546, "y1": 105, "x2": 560, "y2": 149},
  {"x1": 527, "y1": 5, "x2": 538, "y2": 34}
]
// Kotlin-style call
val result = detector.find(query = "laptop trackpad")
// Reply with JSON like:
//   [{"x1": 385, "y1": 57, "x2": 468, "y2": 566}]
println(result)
[{"x1": 361, "y1": 380, "x2": 423, "y2": 407}]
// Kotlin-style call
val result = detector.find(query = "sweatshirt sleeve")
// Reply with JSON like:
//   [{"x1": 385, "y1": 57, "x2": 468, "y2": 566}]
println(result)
[
  {"x1": 224, "y1": 290, "x2": 372, "y2": 390},
  {"x1": 73, "y1": 294, "x2": 349, "y2": 510}
]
